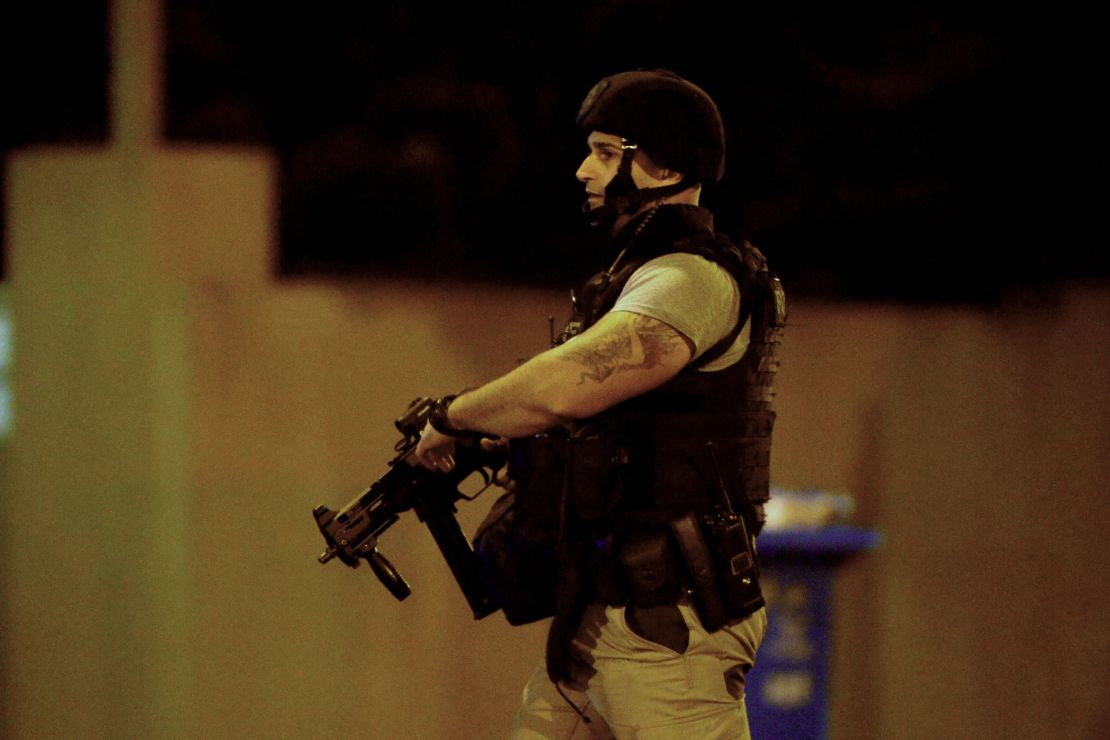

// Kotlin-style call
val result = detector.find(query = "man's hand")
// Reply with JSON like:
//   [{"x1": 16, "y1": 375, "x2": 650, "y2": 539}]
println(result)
[
  {"x1": 415, "y1": 422, "x2": 456, "y2": 472},
  {"x1": 480, "y1": 437, "x2": 515, "y2": 492}
]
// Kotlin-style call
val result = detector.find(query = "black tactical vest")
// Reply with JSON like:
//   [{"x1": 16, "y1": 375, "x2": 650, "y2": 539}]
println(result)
[{"x1": 510, "y1": 204, "x2": 786, "y2": 538}]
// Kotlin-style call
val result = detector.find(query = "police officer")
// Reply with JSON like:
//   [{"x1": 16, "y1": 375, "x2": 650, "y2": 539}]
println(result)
[{"x1": 416, "y1": 69, "x2": 785, "y2": 740}]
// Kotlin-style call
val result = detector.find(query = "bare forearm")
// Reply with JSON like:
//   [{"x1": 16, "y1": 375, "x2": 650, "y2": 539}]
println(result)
[
  {"x1": 444, "y1": 311, "x2": 693, "y2": 438},
  {"x1": 447, "y1": 353, "x2": 574, "y2": 437}
]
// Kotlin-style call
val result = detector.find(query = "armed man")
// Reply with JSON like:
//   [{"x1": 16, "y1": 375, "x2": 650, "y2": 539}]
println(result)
[{"x1": 415, "y1": 69, "x2": 786, "y2": 739}]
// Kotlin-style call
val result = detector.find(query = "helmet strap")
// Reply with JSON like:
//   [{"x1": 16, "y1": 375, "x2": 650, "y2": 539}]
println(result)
[{"x1": 583, "y1": 140, "x2": 691, "y2": 230}]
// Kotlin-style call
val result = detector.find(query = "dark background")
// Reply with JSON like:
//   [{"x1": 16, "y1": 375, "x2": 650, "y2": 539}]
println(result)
[{"x1": 2, "y1": 1, "x2": 1106, "y2": 304}]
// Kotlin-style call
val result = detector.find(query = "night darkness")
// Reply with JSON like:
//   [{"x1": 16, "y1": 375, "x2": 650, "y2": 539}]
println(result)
[{"x1": 2, "y1": 1, "x2": 1106, "y2": 304}]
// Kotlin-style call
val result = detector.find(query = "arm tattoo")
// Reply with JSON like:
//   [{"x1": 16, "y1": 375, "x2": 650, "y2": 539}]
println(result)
[{"x1": 562, "y1": 315, "x2": 682, "y2": 385}]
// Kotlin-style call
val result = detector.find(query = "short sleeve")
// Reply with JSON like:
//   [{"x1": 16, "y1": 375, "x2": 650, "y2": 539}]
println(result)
[{"x1": 611, "y1": 253, "x2": 744, "y2": 364}]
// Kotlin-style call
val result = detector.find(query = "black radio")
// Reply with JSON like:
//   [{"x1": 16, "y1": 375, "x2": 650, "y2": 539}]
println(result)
[{"x1": 701, "y1": 507, "x2": 764, "y2": 619}]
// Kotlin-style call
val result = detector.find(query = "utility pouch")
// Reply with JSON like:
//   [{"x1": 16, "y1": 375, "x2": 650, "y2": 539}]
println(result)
[
  {"x1": 509, "y1": 433, "x2": 627, "y2": 526},
  {"x1": 471, "y1": 491, "x2": 556, "y2": 625},
  {"x1": 618, "y1": 530, "x2": 681, "y2": 607}
]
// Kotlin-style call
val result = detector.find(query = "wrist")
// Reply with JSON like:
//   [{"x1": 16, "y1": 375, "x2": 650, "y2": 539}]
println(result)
[{"x1": 428, "y1": 394, "x2": 469, "y2": 437}]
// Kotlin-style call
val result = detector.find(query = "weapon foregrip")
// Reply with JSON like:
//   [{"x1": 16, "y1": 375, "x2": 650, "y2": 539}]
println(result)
[{"x1": 368, "y1": 550, "x2": 412, "y2": 601}]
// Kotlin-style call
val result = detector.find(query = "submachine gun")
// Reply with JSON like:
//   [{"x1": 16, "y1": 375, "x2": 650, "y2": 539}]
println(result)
[{"x1": 312, "y1": 398, "x2": 504, "y2": 619}]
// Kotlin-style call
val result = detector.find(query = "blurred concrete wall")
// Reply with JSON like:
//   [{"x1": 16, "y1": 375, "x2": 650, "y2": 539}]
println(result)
[{"x1": 775, "y1": 289, "x2": 1110, "y2": 739}]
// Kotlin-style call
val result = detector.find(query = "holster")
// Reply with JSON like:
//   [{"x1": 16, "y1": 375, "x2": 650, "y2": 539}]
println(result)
[{"x1": 670, "y1": 513, "x2": 729, "y2": 631}]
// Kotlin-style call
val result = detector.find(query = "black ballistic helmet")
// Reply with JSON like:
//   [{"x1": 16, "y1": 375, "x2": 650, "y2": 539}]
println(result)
[{"x1": 577, "y1": 69, "x2": 726, "y2": 184}]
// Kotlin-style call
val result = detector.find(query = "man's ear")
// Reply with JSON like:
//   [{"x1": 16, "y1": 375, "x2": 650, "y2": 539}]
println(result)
[
  {"x1": 658, "y1": 168, "x2": 684, "y2": 185},
  {"x1": 635, "y1": 151, "x2": 684, "y2": 185}
]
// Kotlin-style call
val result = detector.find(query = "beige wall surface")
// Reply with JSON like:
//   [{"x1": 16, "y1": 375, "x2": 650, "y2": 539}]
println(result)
[
  {"x1": 772, "y1": 290, "x2": 1110, "y2": 739},
  {"x1": 3, "y1": 139, "x2": 1109, "y2": 739},
  {"x1": 186, "y1": 278, "x2": 568, "y2": 740}
]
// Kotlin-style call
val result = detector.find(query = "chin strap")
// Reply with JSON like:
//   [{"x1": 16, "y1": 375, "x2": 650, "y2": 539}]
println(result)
[{"x1": 583, "y1": 140, "x2": 691, "y2": 229}]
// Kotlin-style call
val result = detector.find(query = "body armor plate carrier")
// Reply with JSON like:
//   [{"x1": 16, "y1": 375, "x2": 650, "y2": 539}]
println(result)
[{"x1": 474, "y1": 205, "x2": 785, "y2": 633}]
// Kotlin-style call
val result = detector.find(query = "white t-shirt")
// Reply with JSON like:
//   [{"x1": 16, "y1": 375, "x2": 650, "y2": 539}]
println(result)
[{"x1": 610, "y1": 252, "x2": 749, "y2": 372}]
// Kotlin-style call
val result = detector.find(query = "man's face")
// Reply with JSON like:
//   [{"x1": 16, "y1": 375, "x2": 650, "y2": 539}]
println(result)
[{"x1": 576, "y1": 131, "x2": 668, "y2": 210}]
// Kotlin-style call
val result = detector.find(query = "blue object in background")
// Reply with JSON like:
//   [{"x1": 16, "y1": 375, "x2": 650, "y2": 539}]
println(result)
[
  {"x1": 747, "y1": 526, "x2": 881, "y2": 739},
  {"x1": 0, "y1": 287, "x2": 10, "y2": 439}
]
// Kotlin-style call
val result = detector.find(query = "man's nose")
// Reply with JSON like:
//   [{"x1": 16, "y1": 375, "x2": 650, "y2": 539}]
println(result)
[{"x1": 576, "y1": 156, "x2": 593, "y2": 183}]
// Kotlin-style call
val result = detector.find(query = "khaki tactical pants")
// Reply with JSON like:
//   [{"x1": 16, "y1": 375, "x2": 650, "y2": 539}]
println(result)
[{"x1": 511, "y1": 603, "x2": 767, "y2": 739}]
